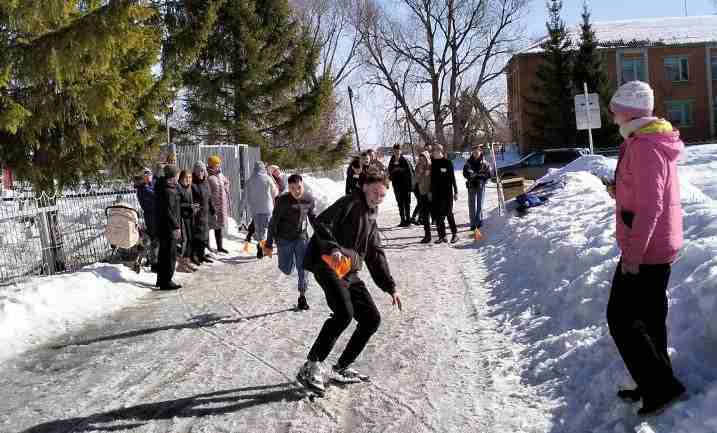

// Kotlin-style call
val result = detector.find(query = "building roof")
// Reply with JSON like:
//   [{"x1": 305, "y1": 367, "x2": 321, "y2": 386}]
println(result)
[{"x1": 521, "y1": 15, "x2": 717, "y2": 54}]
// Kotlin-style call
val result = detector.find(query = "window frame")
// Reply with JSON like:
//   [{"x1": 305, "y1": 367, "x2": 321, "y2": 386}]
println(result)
[
  {"x1": 664, "y1": 100, "x2": 694, "y2": 128},
  {"x1": 621, "y1": 57, "x2": 646, "y2": 84},
  {"x1": 664, "y1": 56, "x2": 690, "y2": 83}
]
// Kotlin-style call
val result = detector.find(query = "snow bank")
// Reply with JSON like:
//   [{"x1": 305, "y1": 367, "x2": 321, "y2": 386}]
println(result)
[
  {"x1": 0, "y1": 263, "x2": 150, "y2": 365},
  {"x1": 480, "y1": 153, "x2": 717, "y2": 432}
]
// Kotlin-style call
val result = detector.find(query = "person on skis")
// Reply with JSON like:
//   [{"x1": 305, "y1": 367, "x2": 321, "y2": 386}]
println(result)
[
  {"x1": 297, "y1": 170, "x2": 402, "y2": 394},
  {"x1": 605, "y1": 80, "x2": 686, "y2": 416},
  {"x1": 266, "y1": 174, "x2": 317, "y2": 310}
]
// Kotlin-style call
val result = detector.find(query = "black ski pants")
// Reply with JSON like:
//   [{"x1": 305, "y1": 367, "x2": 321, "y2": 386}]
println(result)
[
  {"x1": 393, "y1": 183, "x2": 412, "y2": 224},
  {"x1": 307, "y1": 265, "x2": 381, "y2": 369},
  {"x1": 606, "y1": 259, "x2": 683, "y2": 399},
  {"x1": 157, "y1": 236, "x2": 177, "y2": 286}
]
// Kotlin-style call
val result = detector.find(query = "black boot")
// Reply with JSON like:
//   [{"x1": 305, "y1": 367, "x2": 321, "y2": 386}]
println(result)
[
  {"x1": 450, "y1": 233, "x2": 459, "y2": 244},
  {"x1": 420, "y1": 235, "x2": 431, "y2": 244},
  {"x1": 216, "y1": 229, "x2": 229, "y2": 254},
  {"x1": 297, "y1": 295, "x2": 310, "y2": 310},
  {"x1": 617, "y1": 388, "x2": 641, "y2": 402}
]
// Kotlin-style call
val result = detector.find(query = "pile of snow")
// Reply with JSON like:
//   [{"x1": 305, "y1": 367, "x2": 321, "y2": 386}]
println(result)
[
  {"x1": 481, "y1": 151, "x2": 717, "y2": 432},
  {"x1": 0, "y1": 263, "x2": 150, "y2": 365}
]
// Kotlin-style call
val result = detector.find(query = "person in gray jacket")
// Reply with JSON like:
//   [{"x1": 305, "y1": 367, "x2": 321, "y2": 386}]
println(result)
[{"x1": 241, "y1": 161, "x2": 278, "y2": 258}]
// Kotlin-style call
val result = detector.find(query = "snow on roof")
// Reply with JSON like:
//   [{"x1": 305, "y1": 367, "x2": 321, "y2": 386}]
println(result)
[{"x1": 522, "y1": 15, "x2": 717, "y2": 54}]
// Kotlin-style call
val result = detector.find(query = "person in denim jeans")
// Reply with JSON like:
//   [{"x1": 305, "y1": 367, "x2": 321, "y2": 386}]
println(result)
[
  {"x1": 267, "y1": 174, "x2": 317, "y2": 309},
  {"x1": 462, "y1": 144, "x2": 491, "y2": 230}
]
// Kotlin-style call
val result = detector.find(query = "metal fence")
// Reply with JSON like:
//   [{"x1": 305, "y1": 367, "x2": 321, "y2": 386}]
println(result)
[
  {"x1": 0, "y1": 145, "x2": 261, "y2": 285},
  {"x1": 0, "y1": 182, "x2": 142, "y2": 284}
]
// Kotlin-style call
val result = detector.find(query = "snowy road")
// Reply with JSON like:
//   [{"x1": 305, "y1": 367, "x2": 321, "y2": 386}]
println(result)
[{"x1": 0, "y1": 183, "x2": 552, "y2": 433}]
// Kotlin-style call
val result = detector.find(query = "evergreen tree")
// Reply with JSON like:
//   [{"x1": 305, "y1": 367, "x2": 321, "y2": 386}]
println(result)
[
  {"x1": 0, "y1": 1, "x2": 169, "y2": 193},
  {"x1": 573, "y1": 2, "x2": 620, "y2": 149},
  {"x1": 182, "y1": 0, "x2": 333, "y2": 155},
  {"x1": 525, "y1": 0, "x2": 575, "y2": 149}
]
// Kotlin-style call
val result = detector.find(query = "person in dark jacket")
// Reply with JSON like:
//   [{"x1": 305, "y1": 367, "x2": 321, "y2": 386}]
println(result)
[
  {"x1": 462, "y1": 144, "x2": 492, "y2": 230},
  {"x1": 156, "y1": 165, "x2": 182, "y2": 290},
  {"x1": 345, "y1": 157, "x2": 362, "y2": 195},
  {"x1": 296, "y1": 171, "x2": 403, "y2": 394},
  {"x1": 191, "y1": 161, "x2": 214, "y2": 266},
  {"x1": 177, "y1": 170, "x2": 197, "y2": 273},
  {"x1": 266, "y1": 174, "x2": 317, "y2": 310},
  {"x1": 136, "y1": 168, "x2": 158, "y2": 270},
  {"x1": 388, "y1": 144, "x2": 413, "y2": 227},
  {"x1": 431, "y1": 144, "x2": 459, "y2": 244}
]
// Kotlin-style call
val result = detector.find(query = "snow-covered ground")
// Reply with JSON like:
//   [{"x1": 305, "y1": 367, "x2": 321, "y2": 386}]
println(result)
[{"x1": 1, "y1": 145, "x2": 717, "y2": 432}]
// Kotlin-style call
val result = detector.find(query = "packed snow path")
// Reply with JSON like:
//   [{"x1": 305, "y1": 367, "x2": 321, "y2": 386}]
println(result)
[{"x1": 0, "y1": 183, "x2": 552, "y2": 433}]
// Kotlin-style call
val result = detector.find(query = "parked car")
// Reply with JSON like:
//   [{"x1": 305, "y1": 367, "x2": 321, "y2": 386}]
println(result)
[{"x1": 495, "y1": 148, "x2": 589, "y2": 181}]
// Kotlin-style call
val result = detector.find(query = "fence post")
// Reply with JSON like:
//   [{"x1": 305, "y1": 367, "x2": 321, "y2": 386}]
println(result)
[{"x1": 37, "y1": 208, "x2": 55, "y2": 275}]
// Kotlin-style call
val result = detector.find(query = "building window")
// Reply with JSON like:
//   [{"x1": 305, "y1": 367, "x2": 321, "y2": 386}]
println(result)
[
  {"x1": 621, "y1": 57, "x2": 646, "y2": 83},
  {"x1": 712, "y1": 56, "x2": 717, "y2": 80},
  {"x1": 664, "y1": 57, "x2": 689, "y2": 82},
  {"x1": 665, "y1": 100, "x2": 693, "y2": 127}
]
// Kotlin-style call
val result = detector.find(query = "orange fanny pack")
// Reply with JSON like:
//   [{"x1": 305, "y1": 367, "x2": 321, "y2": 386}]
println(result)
[{"x1": 321, "y1": 254, "x2": 352, "y2": 279}]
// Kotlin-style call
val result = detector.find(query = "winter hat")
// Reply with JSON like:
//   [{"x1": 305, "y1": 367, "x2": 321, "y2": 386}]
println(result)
[
  {"x1": 609, "y1": 81, "x2": 654, "y2": 119},
  {"x1": 142, "y1": 167, "x2": 152, "y2": 176},
  {"x1": 193, "y1": 161, "x2": 206, "y2": 175},
  {"x1": 164, "y1": 164, "x2": 178, "y2": 179},
  {"x1": 253, "y1": 160, "x2": 266, "y2": 173},
  {"x1": 207, "y1": 155, "x2": 222, "y2": 167}
]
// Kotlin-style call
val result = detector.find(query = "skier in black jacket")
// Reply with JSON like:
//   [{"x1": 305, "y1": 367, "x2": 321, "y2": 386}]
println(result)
[
  {"x1": 156, "y1": 165, "x2": 182, "y2": 290},
  {"x1": 297, "y1": 171, "x2": 402, "y2": 394},
  {"x1": 267, "y1": 174, "x2": 317, "y2": 310},
  {"x1": 462, "y1": 144, "x2": 492, "y2": 230},
  {"x1": 431, "y1": 144, "x2": 459, "y2": 244},
  {"x1": 388, "y1": 143, "x2": 413, "y2": 226}
]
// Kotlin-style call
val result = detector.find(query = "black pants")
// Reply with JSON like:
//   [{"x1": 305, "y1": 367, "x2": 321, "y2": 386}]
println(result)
[
  {"x1": 419, "y1": 194, "x2": 431, "y2": 237},
  {"x1": 607, "y1": 259, "x2": 683, "y2": 398},
  {"x1": 181, "y1": 218, "x2": 194, "y2": 258},
  {"x1": 307, "y1": 265, "x2": 381, "y2": 369},
  {"x1": 434, "y1": 207, "x2": 457, "y2": 239},
  {"x1": 214, "y1": 228, "x2": 224, "y2": 250},
  {"x1": 246, "y1": 220, "x2": 255, "y2": 242},
  {"x1": 193, "y1": 237, "x2": 207, "y2": 260},
  {"x1": 157, "y1": 236, "x2": 177, "y2": 286},
  {"x1": 393, "y1": 185, "x2": 412, "y2": 224}
]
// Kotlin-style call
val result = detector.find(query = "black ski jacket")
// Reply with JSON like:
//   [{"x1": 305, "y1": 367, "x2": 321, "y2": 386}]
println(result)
[
  {"x1": 269, "y1": 192, "x2": 317, "y2": 245},
  {"x1": 158, "y1": 183, "x2": 181, "y2": 239},
  {"x1": 303, "y1": 191, "x2": 396, "y2": 294},
  {"x1": 431, "y1": 158, "x2": 458, "y2": 215},
  {"x1": 345, "y1": 166, "x2": 362, "y2": 195},
  {"x1": 388, "y1": 155, "x2": 413, "y2": 190},
  {"x1": 191, "y1": 178, "x2": 213, "y2": 242},
  {"x1": 462, "y1": 155, "x2": 491, "y2": 189}
]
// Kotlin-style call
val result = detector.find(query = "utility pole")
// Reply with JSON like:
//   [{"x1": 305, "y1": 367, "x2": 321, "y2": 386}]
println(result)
[
  {"x1": 684, "y1": 0, "x2": 687, "y2": 16},
  {"x1": 348, "y1": 86, "x2": 361, "y2": 152}
]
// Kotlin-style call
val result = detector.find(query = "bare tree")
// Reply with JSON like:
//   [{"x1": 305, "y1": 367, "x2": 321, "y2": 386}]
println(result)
[{"x1": 357, "y1": 0, "x2": 527, "y2": 151}]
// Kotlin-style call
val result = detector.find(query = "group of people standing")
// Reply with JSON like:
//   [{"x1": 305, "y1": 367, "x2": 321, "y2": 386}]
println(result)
[
  {"x1": 135, "y1": 154, "x2": 231, "y2": 290},
  {"x1": 347, "y1": 142, "x2": 492, "y2": 245}
]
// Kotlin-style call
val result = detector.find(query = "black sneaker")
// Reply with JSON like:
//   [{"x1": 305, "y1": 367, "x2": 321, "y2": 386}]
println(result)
[
  {"x1": 297, "y1": 295, "x2": 310, "y2": 310},
  {"x1": 159, "y1": 282, "x2": 181, "y2": 291},
  {"x1": 218, "y1": 248, "x2": 229, "y2": 254},
  {"x1": 450, "y1": 234, "x2": 459, "y2": 244},
  {"x1": 617, "y1": 388, "x2": 641, "y2": 402},
  {"x1": 420, "y1": 236, "x2": 431, "y2": 244},
  {"x1": 434, "y1": 237, "x2": 446, "y2": 244}
]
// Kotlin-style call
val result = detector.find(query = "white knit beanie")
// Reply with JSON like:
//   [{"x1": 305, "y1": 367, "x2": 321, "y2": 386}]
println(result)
[{"x1": 609, "y1": 81, "x2": 654, "y2": 119}]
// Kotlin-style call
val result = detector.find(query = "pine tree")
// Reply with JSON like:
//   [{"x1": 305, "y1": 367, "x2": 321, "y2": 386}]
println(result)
[
  {"x1": 526, "y1": 0, "x2": 575, "y2": 149},
  {"x1": 182, "y1": 0, "x2": 333, "y2": 156},
  {"x1": 0, "y1": 1, "x2": 169, "y2": 193},
  {"x1": 572, "y1": 2, "x2": 620, "y2": 149}
]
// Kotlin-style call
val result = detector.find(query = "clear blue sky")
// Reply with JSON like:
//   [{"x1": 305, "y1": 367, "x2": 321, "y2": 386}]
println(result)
[{"x1": 526, "y1": 0, "x2": 716, "y2": 39}]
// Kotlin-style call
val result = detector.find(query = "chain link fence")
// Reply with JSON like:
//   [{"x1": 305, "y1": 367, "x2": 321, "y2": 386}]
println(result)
[{"x1": 0, "y1": 144, "x2": 261, "y2": 285}]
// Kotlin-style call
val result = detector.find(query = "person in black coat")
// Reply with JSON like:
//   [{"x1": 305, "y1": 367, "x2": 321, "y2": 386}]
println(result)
[
  {"x1": 177, "y1": 170, "x2": 197, "y2": 273},
  {"x1": 462, "y1": 144, "x2": 492, "y2": 230},
  {"x1": 191, "y1": 161, "x2": 214, "y2": 265},
  {"x1": 156, "y1": 165, "x2": 182, "y2": 290},
  {"x1": 345, "y1": 157, "x2": 362, "y2": 195},
  {"x1": 430, "y1": 144, "x2": 459, "y2": 244},
  {"x1": 388, "y1": 143, "x2": 414, "y2": 227},
  {"x1": 297, "y1": 171, "x2": 402, "y2": 394},
  {"x1": 135, "y1": 168, "x2": 158, "y2": 270}
]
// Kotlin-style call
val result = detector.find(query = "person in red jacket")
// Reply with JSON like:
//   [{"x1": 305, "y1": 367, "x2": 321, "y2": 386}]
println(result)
[{"x1": 605, "y1": 81, "x2": 686, "y2": 416}]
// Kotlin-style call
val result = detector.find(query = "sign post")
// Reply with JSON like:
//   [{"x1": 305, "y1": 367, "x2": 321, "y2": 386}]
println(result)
[{"x1": 574, "y1": 83, "x2": 601, "y2": 154}]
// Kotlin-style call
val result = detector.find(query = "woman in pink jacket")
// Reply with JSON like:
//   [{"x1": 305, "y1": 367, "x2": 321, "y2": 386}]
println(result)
[
  {"x1": 606, "y1": 81, "x2": 685, "y2": 416},
  {"x1": 207, "y1": 155, "x2": 231, "y2": 254}
]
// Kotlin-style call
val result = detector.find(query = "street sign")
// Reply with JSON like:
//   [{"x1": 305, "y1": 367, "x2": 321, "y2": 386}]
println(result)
[{"x1": 574, "y1": 92, "x2": 601, "y2": 130}]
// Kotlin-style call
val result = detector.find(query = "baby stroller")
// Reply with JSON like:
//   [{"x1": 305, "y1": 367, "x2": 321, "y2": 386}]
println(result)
[{"x1": 105, "y1": 202, "x2": 145, "y2": 273}]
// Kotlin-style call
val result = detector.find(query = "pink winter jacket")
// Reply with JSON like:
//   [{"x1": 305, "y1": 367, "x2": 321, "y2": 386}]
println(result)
[{"x1": 615, "y1": 121, "x2": 684, "y2": 265}]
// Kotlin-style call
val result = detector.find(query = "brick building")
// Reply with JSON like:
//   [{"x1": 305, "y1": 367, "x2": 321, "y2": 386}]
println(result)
[{"x1": 507, "y1": 16, "x2": 717, "y2": 154}]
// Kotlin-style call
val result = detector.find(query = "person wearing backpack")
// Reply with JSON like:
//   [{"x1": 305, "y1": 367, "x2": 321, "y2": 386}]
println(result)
[{"x1": 462, "y1": 144, "x2": 492, "y2": 230}]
